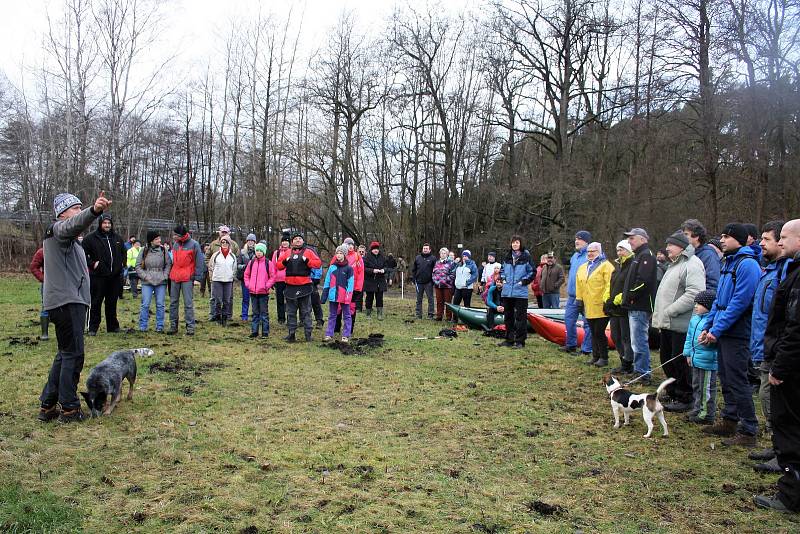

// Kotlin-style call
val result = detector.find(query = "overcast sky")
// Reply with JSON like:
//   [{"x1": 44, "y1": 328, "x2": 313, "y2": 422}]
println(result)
[{"x1": 0, "y1": 0, "x2": 477, "y2": 89}]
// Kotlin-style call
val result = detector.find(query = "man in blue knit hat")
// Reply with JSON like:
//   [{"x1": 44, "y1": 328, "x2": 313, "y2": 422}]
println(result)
[{"x1": 560, "y1": 230, "x2": 593, "y2": 355}]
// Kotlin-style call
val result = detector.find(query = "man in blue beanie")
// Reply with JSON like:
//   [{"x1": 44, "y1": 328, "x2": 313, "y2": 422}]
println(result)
[{"x1": 560, "y1": 230, "x2": 593, "y2": 355}]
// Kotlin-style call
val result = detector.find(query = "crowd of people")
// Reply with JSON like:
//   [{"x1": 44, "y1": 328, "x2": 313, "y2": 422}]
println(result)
[{"x1": 28, "y1": 188, "x2": 799, "y2": 514}]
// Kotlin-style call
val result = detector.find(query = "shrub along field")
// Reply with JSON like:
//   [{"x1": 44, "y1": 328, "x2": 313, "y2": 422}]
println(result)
[{"x1": 0, "y1": 274, "x2": 796, "y2": 533}]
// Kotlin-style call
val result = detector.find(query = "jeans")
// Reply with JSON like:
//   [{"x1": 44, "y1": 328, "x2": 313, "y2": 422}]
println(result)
[
  {"x1": 609, "y1": 315, "x2": 633, "y2": 365},
  {"x1": 415, "y1": 281, "x2": 434, "y2": 318},
  {"x1": 240, "y1": 279, "x2": 250, "y2": 320},
  {"x1": 40, "y1": 303, "x2": 87, "y2": 410},
  {"x1": 326, "y1": 302, "x2": 352, "y2": 338},
  {"x1": 287, "y1": 294, "x2": 312, "y2": 337},
  {"x1": 89, "y1": 275, "x2": 120, "y2": 333},
  {"x1": 139, "y1": 283, "x2": 167, "y2": 331},
  {"x1": 542, "y1": 293, "x2": 560, "y2": 309},
  {"x1": 452, "y1": 287, "x2": 473, "y2": 308},
  {"x1": 434, "y1": 287, "x2": 454, "y2": 320},
  {"x1": 565, "y1": 296, "x2": 592, "y2": 352},
  {"x1": 250, "y1": 294, "x2": 270, "y2": 335},
  {"x1": 629, "y1": 310, "x2": 652, "y2": 375},
  {"x1": 587, "y1": 317, "x2": 610, "y2": 362},
  {"x1": 718, "y1": 335, "x2": 758, "y2": 435},
  {"x1": 169, "y1": 280, "x2": 195, "y2": 331},
  {"x1": 503, "y1": 297, "x2": 528, "y2": 344},
  {"x1": 691, "y1": 367, "x2": 718, "y2": 421},
  {"x1": 660, "y1": 329, "x2": 692, "y2": 403},
  {"x1": 212, "y1": 281, "x2": 233, "y2": 320}
]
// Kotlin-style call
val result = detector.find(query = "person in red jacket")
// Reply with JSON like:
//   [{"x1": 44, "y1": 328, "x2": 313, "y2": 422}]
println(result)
[
  {"x1": 29, "y1": 247, "x2": 49, "y2": 340},
  {"x1": 533, "y1": 253, "x2": 547, "y2": 308},
  {"x1": 168, "y1": 224, "x2": 205, "y2": 335},
  {"x1": 276, "y1": 233, "x2": 322, "y2": 342}
]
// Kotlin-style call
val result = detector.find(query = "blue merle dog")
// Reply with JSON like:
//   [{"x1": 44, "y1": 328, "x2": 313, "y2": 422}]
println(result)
[{"x1": 80, "y1": 348, "x2": 154, "y2": 417}]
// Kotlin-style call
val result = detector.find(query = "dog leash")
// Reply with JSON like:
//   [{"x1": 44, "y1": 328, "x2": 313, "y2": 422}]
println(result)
[{"x1": 623, "y1": 353, "x2": 686, "y2": 387}]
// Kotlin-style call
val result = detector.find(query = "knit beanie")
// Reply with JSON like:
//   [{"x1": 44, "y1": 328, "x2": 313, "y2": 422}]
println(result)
[
  {"x1": 246, "y1": 233, "x2": 257, "y2": 242},
  {"x1": 255, "y1": 243, "x2": 267, "y2": 255},
  {"x1": 53, "y1": 193, "x2": 82, "y2": 217},
  {"x1": 666, "y1": 231, "x2": 690, "y2": 249},
  {"x1": 146, "y1": 230, "x2": 160, "y2": 244},
  {"x1": 370, "y1": 241, "x2": 381, "y2": 250},
  {"x1": 694, "y1": 290, "x2": 716, "y2": 310},
  {"x1": 173, "y1": 224, "x2": 188, "y2": 236},
  {"x1": 721, "y1": 223, "x2": 748, "y2": 246},
  {"x1": 616, "y1": 240, "x2": 632, "y2": 253},
  {"x1": 336, "y1": 244, "x2": 349, "y2": 256},
  {"x1": 575, "y1": 230, "x2": 592, "y2": 243},
  {"x1": 461, "y1": 249, "x2": 472, "y2": 259}
]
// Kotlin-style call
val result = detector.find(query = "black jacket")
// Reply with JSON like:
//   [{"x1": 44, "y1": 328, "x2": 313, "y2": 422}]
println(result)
[
  {"x1": 605, "y1": 256, "x2": 634, "y2": 317},
  {"x1": 412, "y1": 253, "x2": 436, "y2": 284},
  {"x1": 763, "y1": 255, "x2": 800, "y2": 380},
  {"x1": 622, "y1": 243, "x2": 657, "y2": 313},
  {"x1": 82, "y1": 216, "x2": 125, "y2": 278},
  {"x1": 364, "y1": 252, "x2": 388, "y2": 293}
]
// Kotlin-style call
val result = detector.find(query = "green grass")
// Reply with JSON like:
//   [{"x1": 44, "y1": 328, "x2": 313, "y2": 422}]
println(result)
[{"x1": 0, "y1": 273, "x2": 796, "y2": 532}]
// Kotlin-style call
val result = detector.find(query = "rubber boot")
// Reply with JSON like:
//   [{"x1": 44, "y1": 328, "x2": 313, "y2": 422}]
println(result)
[
  {"x1": 377, "y1": 307, "x2": 384, "y2": 320},
  {"x1": 365, "y1": 308, "x2": 372, "y2": 317},
  {"x1": 40, "y1": 317, "x2": 49, "y2": 341}
]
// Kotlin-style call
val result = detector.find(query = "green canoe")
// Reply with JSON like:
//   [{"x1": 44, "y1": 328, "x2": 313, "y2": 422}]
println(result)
[{"x1": 446, "y1": 304, "x2": 564, "y2": 331}]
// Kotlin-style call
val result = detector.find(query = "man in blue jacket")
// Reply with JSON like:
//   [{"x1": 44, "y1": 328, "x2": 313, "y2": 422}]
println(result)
[
  {"x1": 560, "y1": 230, "x2": 592, "y2": 354},
  {"x1": 701, "y1": 223, "x2": 761, "y2": 447},
  {"x1": 682, "y1": 218, "x2": 721, "y2": 291},
  {"x1": 749, "y1": 220, "x2": 789, "y2": 468}
]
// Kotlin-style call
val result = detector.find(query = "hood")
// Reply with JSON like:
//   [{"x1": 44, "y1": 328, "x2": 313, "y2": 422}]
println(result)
[
  {"x1": 96, "y1": 213, "x2": 114, "y2": 235},
  {"x1": 505, "y1": 248, "x2": 532, "y2": 263}
]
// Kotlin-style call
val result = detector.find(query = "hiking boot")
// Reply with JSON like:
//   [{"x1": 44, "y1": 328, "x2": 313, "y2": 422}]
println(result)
[
  {"x1": 749, "y1": 448, "x2": 776, "y2": 461},
  {"x1": 593, "y1": 359, "x2": 609, "y2": 367},
  {"x1": 702, "y1": 418, "x2": 737, "y2": 437},
  {"x1": 57, "y1": 408, "x2": 86, "y2": 423},
  {"x1": 663, "y1": 401, "x2": 693, "y2": 413},
  {"x1": 248, "y1": 332, "x2": 259, "y2": 338},
  {"x1": 558, "y1": 346, "x2": 577, "y2": 353},
  {"x1": 261, "y1": 334, "x2": 269, "y2": 339},
  {"x1": 722, "y1": 432, "x2": 757, "y2": 448},
  {"x1": 754, "y1": 457, "x2": 782, "y2": 473},
  {"x1": 498, "y1": 340, "x2": 514, "y2": 347},
  {"x1": 37, "y1": 405, "x2": 60, "y2": 422},
  {"x1": 341, "y1": 337, "x2": 350, "y2": 343},
  {"x1": 167, "y1": 326, "x2": 178, "y2": 335},
  {"x1": 284, "y1": 334, "x2": 296, "y2": 343},
  {"x1": 584, "y1": 357, "x2": 598, "y2": 366},
  {"x1": 753, "y1": 494, "x2": 796, "y2": 513},
  {"x1": 186, "y1": 329, "x2": 194, "y2": 336},
  {"x1": 687, "y1": 414, "x2": 713, "y2": 425},
  {"x1": 323, "y1": 336, "x2": 333, "y2": 342}
]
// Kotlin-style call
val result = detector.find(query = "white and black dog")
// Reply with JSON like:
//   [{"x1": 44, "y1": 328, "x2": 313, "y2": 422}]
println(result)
[
  {"x1": 81, "y1": 348, "x2": 154, "y2": 417},
  {"x1": 603, "y1": 373, "x2": 676, "y2": 438}
]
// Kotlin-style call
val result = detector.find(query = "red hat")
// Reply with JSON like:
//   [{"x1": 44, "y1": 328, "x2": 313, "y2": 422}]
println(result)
[{"x1": 370, "y1": 241, "x2": 381, "y2": 250}]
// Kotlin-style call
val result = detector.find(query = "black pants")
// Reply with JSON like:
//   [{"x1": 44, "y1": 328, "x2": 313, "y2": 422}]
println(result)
[
  {"x1": 365, "y1": 291, "x2": 384, "y2": 309},
  {"x1": 772, "y1": 381, "x2": 800, "y2": 511},
  {"x1": 535, "y1": 295, "x2": 543, "y2": 308},
  {"x1": 275, "y1": 282, "x2": 287, "y2": 322},
  {"x1": 355, "y1": 289, "x2": 364, "y2": 312},
  {"x1": 587, "y1": 317, "x2": 610, "y2": 362},
  {"x1": 503, "y1": 297, "x2": 528, "y2": 345},
  {"x1": 660, "y1": 329, "x2": 692, "y2": 403},
  {"x1": 452, "y1": 287, "x2": 473, "y2": 308},
  {"x1": 286, "y1": 294, "x2": 312, "y2": 337},
  {"x1": 40, "y1": 304, "x2": 87, "y2": 410},
  {"x1": 89, "y1": 275, "x2": 120, "y2": 333},
  {"x1": 610, "y1": 315, "x2": 633, "y2": 366},
  {"x1": 311, "y1": 280, "x2": 323, "y2": 322}
]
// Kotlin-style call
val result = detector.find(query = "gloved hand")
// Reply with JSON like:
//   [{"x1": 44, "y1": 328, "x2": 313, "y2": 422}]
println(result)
[
  {"x1": 575, "y1": 300, "x2": 585, "y2": 315},
  {"x1": 613, "y1": 293, "x2": 623, "y2": 306}
]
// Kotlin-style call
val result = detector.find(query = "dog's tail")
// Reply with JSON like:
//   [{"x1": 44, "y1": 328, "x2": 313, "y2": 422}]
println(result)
[
  {"x1": 656, "y1": 377, "x2": 676, "y2": 395},
  {"x1": 132, "y1": 348, "x2": 155, "y2": 357}
]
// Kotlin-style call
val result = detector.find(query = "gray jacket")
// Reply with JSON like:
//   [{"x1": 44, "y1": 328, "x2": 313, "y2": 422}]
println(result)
[
  {"x1": 652, "y1": 246, "x2": 706, "y2": 332},
  {"x1": 43, "y1": 207, "x2": 101, "y2": 310},
  {"x1": 135, "y1": 245, "x2": 172, "y2": 286}
]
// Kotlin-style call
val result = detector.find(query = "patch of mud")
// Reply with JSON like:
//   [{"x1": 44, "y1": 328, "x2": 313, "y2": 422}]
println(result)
[
  {"x1": 148, "y1": 355, "x2": 225, "y2": 376},
  {"x1": 321, "y1": 333, "x2": 384, "y2": 355}
]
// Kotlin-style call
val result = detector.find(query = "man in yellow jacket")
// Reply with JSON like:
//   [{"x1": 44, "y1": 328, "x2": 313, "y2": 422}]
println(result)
[
  {"x1": 575, "y1": 242, "x2": 615, "y2": 367},
  {"x1": 126, "y1": 240, "x2": 142, "y2": 297}
]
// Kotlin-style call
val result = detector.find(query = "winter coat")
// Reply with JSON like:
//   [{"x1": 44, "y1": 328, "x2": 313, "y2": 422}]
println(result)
[
  {"x1": 486, "y1": 284, "x2": 502, "y2": 311},
  {"x1": 237, "y1": 246, "x2": 256, "y2": 280},
  {"x1": 622, "y1": 243, "x2": 657, "y2": 313},
  {"x1": 652, "y1": 247, "x2": 706, "y2": 332},
  {"x1": 694, "y1": 243, "x2": 721, "y2": 291},
  {"x1": 539, "y1": 262, "x2": 565, "y2": 294},
  {"x1": 706, "y1": 246, "x2": 761, "y2": 339},
  {"x1": 126, "y1": 247, "x2": 141, "y2": 269},
  {"x1": 683, "y1": 312, "x2": 718, "y2": 371},
  {"x1": 322, "y1": 260, "x2": 354, "y2": 304},
  {"x1": 169, "y1": 236, "x2": 205, "y2": 283},
  {"x1": 412, "y1": 252, "x2": 436, "y2": 284},
  {"x1": 364, "y1": 252, "x2": 388, "y2": 293},
  {"x1": 751, "y1": 256, "x2": 792, "y2": 365},
  {"x1": 454, "y1": 259, "x2": 479, "y2": 289},
  {"x1": 575, "y1": 257, "x2": 614, "y2": 319},
  {"x1": 30, "y1": 248, "x2": 44, "y2": 283},
  {"x1": 277, "y1": 246, "x2": 322, "y2": 286},
  {"x1": 43, "y1": 207, "x2": 100, "y2": 310},
  {"x1": 567, "y1": 247, "x2": 589, "y2": 298},
  {"x1": 432, "y1": 259, "x2": 456, "y2": 289},
  {"x1": 532, "y1": 263, "x2": 545, "y2": 296},
  {"x1": 604, "y1": 255, "x2": 632, "y2": 317},
  {"x1": 82, "y1": 218, "x2": 125, "y2": 278},
  {"x1": 501, "y1": 249, "x2": 534, "y2": 299},
  {"x1": 270, "y1": 246, "x2": 290, "y2": 283},
  {"x1": 348, "y1": 250, "x2": 365, "y2": 292},
  {"x1": 763, "y1": 254, "x2": 800, "y2": 380},
  {"x1": 482, "y1": 262, "x2": 501, "y2": 284},
  {"x1": 135, "y1": 245, "x2": 172, "y2": 286},
  {"x1": 244, "y1": 255, "x2": 276, "y2": 295},
  {"x1": 209, "y1": 249, "x2": 237, "y2": 282}
]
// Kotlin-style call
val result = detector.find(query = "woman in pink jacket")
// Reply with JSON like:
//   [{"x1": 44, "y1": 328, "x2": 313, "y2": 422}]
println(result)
[{"x1": 244, "y1": 243, "x2": 276, "y2": 338}]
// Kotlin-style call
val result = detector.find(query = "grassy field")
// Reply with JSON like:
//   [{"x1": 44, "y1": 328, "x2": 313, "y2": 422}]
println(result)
[{"x1": 0, "y1": 274, "x2": 796, "y2": 533}]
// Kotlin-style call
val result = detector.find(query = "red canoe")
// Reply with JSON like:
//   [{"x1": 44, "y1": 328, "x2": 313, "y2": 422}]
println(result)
[{"x1": 527, "y1": 312, "x2": 616, "y2": 349}]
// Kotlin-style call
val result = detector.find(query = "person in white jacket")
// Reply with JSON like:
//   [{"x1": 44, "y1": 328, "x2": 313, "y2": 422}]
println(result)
[
  {"x1": 209, "y1": 237, "x2": 237, "y2": 326},
  {"x1": 481, "y1": 251, "x2": 501, "y2": 290}
]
